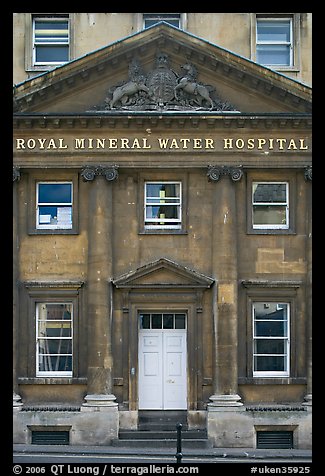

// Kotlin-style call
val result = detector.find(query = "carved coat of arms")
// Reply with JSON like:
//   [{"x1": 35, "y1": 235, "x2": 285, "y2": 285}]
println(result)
[
  {"x1": 146, "y1": 52, "x2": 178, "y2": 106},
  {"x1": 95, "y1": 52, "x2": 237, "y2": 112}
]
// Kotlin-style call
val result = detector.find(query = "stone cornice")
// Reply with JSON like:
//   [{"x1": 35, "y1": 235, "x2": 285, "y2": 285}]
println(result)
[
  {"x1": 13, "y1": 112, "x2": 312, "y2": 130},
  {"x1": 13, "y1": 163, "x2": 312, "y2": 173}
]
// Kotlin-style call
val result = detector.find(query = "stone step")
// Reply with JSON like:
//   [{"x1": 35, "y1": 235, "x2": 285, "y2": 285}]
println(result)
[
  {"x1": 118, "y1": 429, "x2": 207, "y2": 440},
  {"x1": 112, "y1": 429, "x2": 212, "y2": 449},
  {"x1": 112, "y1": 439, "x2": 211, "y2": 449},
  {"x1": 138, "y1": 410, "x2": 188, "y2": 431},
  {"x1": 138, "y1": 423, "x2": 188, "y2": 431},
  {"x1": 112, "y1": 438, "x2": 211, "y2": 449}
]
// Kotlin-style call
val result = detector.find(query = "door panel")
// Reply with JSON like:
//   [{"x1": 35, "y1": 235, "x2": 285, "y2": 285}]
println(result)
[
  {"x1": 164, "y1": 332, "x2": 187, "y2": 409},
  {"x1": 143, "y1": 352, "x2": 159, "y2": 376},
  {"x1": 139, "y1": 332, "x2": 163, "y2": 409},
  {"x1": 138, "y1": 329, "x2": 187, "y2": 410}
]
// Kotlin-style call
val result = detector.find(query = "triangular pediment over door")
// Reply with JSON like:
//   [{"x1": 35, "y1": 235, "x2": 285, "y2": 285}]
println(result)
[{"x1": 112, "y1": 257, "x2": 214, "y2": 290}]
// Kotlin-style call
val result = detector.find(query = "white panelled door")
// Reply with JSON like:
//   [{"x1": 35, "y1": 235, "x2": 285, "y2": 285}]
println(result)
[
  {"x1": 138, "y1": 313, "x2": 187, "y2": 410},
  {"x1": 138, "y1": 332, "x2": 163, "y2": 409},
  {"x1": 163, "y1": 332, "x2": 187, "y2": 409}
]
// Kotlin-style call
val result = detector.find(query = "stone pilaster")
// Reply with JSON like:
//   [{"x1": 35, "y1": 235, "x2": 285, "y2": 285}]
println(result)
[
  {"x1": 207, "y1": 166, "x2": 244, "y2": 446},
  {"x1": 81, "y1": 166, "x2": 118, "y2": 413},
  {"x1": 207, "y1": 165, "x2": 243, "y2": 408}
]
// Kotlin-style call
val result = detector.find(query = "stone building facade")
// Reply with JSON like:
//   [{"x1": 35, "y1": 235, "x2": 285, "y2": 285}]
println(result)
[{"x1": 13, "y1": 14, "x2": 312, "y2": 448}]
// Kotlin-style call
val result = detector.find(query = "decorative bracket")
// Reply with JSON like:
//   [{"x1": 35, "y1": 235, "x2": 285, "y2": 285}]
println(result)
[
  {"x1": 81, "y1": 165, "x2": 119, "y2": 182},
  {"x1": 207, "y1": 165, "x2": 243, "y2": 182},
  {"x1": 13, "y1": 166, "x2": 21, "y2": 182},
  {"x1": 304, "y1": 166, "x2": 312, "y2": 181}
]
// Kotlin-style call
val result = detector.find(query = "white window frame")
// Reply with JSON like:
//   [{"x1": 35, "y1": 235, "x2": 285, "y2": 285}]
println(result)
[
  {"x1": 252, "y1": 181, "x2": 289, "y2": 230},
  {"x1": 139, "y1": 312, "x2": 187, "y2": 330},
  {"x1": 36, "y1": 181, "x2": 73, "y2": 230},
  {"x1": 36, "y1": 302, "x2": 73, "y2": 377},
  {"x1": 32, "y1": 15, "x2": 70, "y2": 66},
  {"x1": 144, "y1": 181, "x2": 182, "y2": 230},
  {"x1": 142, "y1": 13, "x2": 183, "y2": 29},
  {"x1": 256, "y1": 17, "x2": 293, "y2": 67},
  {"x1": 252, "y1": 302, "x2": 290, "y2": 378}
]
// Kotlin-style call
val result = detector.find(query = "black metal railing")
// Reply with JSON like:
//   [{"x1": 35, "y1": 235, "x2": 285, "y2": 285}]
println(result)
[{"x1": 175, "y1": 422, "x2": 183, "y2": 463}]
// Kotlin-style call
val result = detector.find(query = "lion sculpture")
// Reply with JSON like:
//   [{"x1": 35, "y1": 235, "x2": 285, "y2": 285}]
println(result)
[{"x1": 174, "y1": 63, "x2": 214, "y2": 109}]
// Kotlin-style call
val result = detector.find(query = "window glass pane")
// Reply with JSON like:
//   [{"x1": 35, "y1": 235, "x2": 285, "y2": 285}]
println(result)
[
  {"x1": 175, "y1": 314, "x2": 186, "y2": 329},
  {"x1": 256, "y1": 45, "x2": 290, "y2": 65},
  {"x1": 254, "y1": 303, "x2": 288, "y2": 319},
  {"x1": 253, "y1": 206, "x2": 287, "y2": 226},
  {"x1": 253, "y1": 183, "x2": 287, "y2": 203},
  {"x1": 146, "y1": 183, "x2": 180, "y2": 198},
  {"x1": 151, "y1": 314, "x2": 162, "y2": 328},
  {"x1": 38, "y1": 323, "x2": 72, "y2": 338},
  {"x1": 39, "y1": 355, "x2": 72, "y2": 372},
  {"x1": 146, "y1": 205, "x2": 180, "y2": 220},
  {"x1": 254, "y1": 339, "x2": 286, "y2": 354},
  {"x1": 35, "y1": 20, "x2": 69, "y2": 42},
  {"x1": 163, "y1": 314, "x2": 174, "y2": 329},
  {"x1": 255, "y1": 320, "x2": 287, "y2": 337},
  {"x1": 38, "y1": 303, "x2": 72, "y2": 320},
  {"x1": 38, "y1": 183, "x2": 72, "y2": 203},
  {"x1": 38, "y1": 338, "x2": 72, "y2": 354},
  {"x1": 35, "y1": 45, "x2": 69, "y2": 63},
  {"x1": 254, "y1": 355, "x2": 286, "y2": 372},
  {"x1": 140, "y1": 314, "x2": 150, "y2": 329},
  {"x1": 257, "y1": 21, "x2": 291, "y2": 42}
]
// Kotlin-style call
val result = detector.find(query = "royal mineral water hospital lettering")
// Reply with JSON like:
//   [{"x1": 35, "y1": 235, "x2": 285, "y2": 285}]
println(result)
[{"x1": 15, "y1": 137, "x2": 309, "y2": 151}]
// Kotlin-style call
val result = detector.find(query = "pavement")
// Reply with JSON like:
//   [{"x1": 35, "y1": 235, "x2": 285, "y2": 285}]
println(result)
[{"x1": 13, "y1": 443, "x2": 312, "y2": 461}]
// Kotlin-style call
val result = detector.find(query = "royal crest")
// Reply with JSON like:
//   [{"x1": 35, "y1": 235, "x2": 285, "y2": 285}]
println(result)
[
  {"x1": 94, "y1": 52, "x2": 237, "y2": 112},
  {"x1": 146, "y1": 52, "x2": 178, "y2": 106}
]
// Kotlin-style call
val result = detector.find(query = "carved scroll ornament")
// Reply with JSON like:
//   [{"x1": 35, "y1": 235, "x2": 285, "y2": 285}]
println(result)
[
  {"x1": 81, "y1": 165, "x2": 119, "y2": 182},
  {"x1": 207, "y1": 165, "x2": 243, "y2": 182}
]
